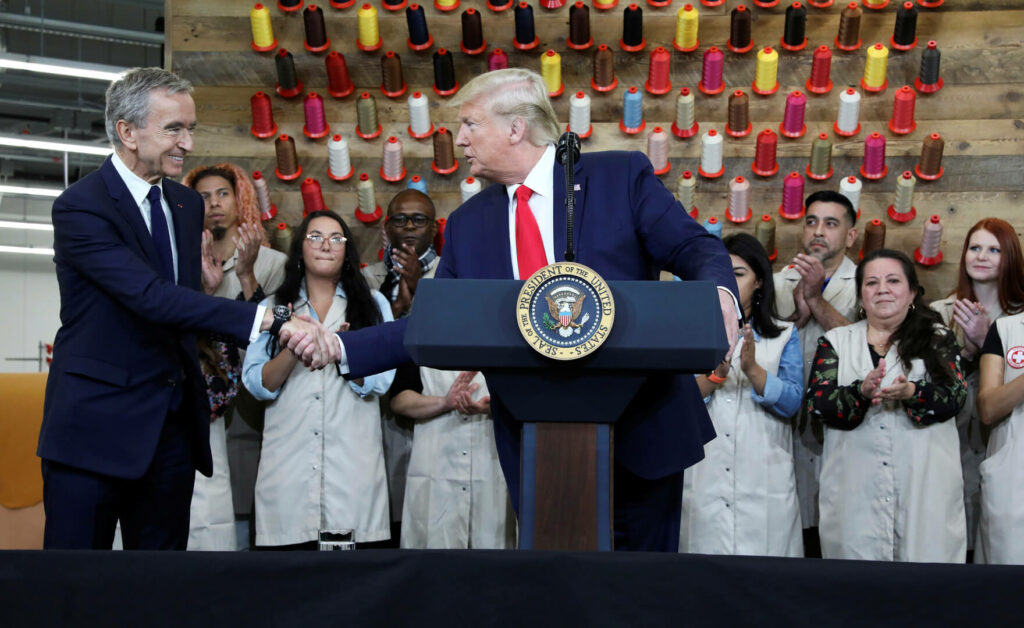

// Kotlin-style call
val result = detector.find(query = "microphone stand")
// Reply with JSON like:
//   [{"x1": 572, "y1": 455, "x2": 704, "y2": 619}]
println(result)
[{"x1": 558, "y1": 132, "x2": 581, "y2": 262}]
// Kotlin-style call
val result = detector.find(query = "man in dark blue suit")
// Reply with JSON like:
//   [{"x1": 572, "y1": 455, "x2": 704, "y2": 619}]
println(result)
[
  {"x1": 292, "y1": 69, "x2": 740, "y2": 551},
  {"x1": 39, "y1": 68, "x2": 333, "y2": 550}
]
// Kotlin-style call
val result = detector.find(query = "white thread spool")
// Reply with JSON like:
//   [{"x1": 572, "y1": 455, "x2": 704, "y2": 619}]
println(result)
[
  {"x1": 356, "y1": 174, "x2": 376, "y2": 212},
  {"x1": 835, "y1": 87, "x2": 861, "y2": 136},
  {"x1": 568, "y1": 91, "x2": 592, "y2": 137},
  {"x1": 839, "y1": 175, "x2": 862, "y2": 217},
  {"x1": 328, "y1": 134, "x2": 353, "y2": 181},
  {"x1": 407, "y1": 91, "x2": 433, "y2": 138},
  {"x1": 647, "y1": 126, "x2": 670, "y2": 175},
  {"x1": 380, "y1": 136, "x2": 406, "y2": 182},
  {"x1": 727, "y1": 175, "x2": 752, "y2": 223},
  {"x1": 699, "y1": 129, "x2": 724, "y2": 178},
  {"x1": 460, "y1": 176, "x2": 481, "y2": 202}
]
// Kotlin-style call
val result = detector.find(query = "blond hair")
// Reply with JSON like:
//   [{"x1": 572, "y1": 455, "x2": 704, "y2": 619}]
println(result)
[{"x1": 454, "y1": 69, "x2": 560, "y2": 146}]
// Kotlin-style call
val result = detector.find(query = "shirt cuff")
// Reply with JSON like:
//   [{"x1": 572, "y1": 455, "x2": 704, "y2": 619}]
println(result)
[
  {"x1": 751, "y1": 372, "x2": 783, "y2": 408},
  {"x1": 249, "y1": 304, "x2": 266, "y2": 343},
  {"x1": 717, "y1": 286, "x2": 742, "y2": 322},
  {"x1": 336, "y1": 334, "x2": 349, "y2": 375}
]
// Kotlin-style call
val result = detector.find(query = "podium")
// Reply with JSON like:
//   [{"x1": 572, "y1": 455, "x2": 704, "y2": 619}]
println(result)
[{"x1": 405, "y1": 278, "x2": 729, "y2": 550}]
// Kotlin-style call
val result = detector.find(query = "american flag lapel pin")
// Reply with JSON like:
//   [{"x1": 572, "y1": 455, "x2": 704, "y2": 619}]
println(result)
[{"x1": 574, "y1": 184, "x2": 581, "y2": 191}]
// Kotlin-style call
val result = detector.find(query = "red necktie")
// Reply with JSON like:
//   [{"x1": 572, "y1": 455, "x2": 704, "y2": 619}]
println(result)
[{"x1": 514, "y1": 184, "x2": 546, "y2": 278}]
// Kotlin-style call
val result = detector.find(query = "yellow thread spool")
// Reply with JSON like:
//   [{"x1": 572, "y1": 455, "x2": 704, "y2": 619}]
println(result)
[
  {"x1": 250, "y1": 3, "x2": 276, "y2": 52},
  {"x1": 861, "y1": 43, "x2": 889, "y2": 92},
  {"x1": 435, "y1": 0, "x2": 460, "y2": 10},
  {"x1": 674, "y1": 4, "x2": 699, "y2": 53},
  {"x1": 541, "y1": 50, "x2": 564, "y2": 97},
  {"x1": 753, "y1": 47, "x2": 779, "y2": 95},
  {"x1": 356, "y1": 3, "x2": 382, "y2": 51}
]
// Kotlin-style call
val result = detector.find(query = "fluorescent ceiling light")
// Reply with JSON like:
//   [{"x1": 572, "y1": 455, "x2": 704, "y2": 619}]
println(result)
[
  {"x1": 0, "y1": 220, "x2": 54, "y2": 231},
  {"x1": 0, "y1": 184, "x2": 63, "y2": 198},
  {"x1": 0, "y1": 51, "x2": 127, "y2": 82},
  {"x1": 0, "y1": 245, "x2": 54, "y2": 256},
  {"x1": 0, "y1": 133, "x2": 112, "y2": 156}
]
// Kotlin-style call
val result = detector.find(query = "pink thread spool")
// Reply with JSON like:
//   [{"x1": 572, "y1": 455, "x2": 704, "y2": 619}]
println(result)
[
  {"x1": 888, "y1": 85, "x2": 917, "y2": 135},
  {"x1": 252, "y1": 170, "x2": 277, "y2": 221},
  {"x1": 645, "y1": 46, "x2": 673, "y2": 95},
  {"x1": 860, "y1": 131, "x2": 888, "y2": 180},
  {"x1": 302, "y1": 92, "x2": 329, "y2": 139},
  {"x1": 250, "y1": 92, "x2": 278, "y2": 139},
  {"x1": 752, "y1": 129, "x2": 780, "y2": 177},
  {"x1": 780, "y1": 91, "x2": 807, "y2": 138},
  {"x1": 726, "y1": 175, "x2": 752, "y2": 223},
  {"x1": 914, "y1": 214, "x2": 943, "y2": 266},
  {"x1": 380, "y1": 136, "x2": 406, "y2": 182},
  {"x1": 698, "y1": 46, "x2": 725, "y2": 96},
  {"x1": 647, "y1": 126, "x2": 671, "y2": 175},
  {"x1": 779, "y1": 171, "x2": 806, "y2": 220},
  {"x1": 806, "y1": 45, "x2": 833, "y2": 95},
  {"x1": 488, "y1": 48, "x2": 509, "y2": 71}
]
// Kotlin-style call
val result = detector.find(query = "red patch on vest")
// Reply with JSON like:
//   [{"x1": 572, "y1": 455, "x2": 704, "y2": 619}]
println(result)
[{"x1": 1007, "y1": 345, "x2": 1024, "y2": 369}]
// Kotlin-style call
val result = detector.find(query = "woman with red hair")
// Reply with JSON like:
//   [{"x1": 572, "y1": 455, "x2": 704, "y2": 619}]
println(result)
[{"x1": 931, "y1": 218, "x2": 1024, "y2": 561}]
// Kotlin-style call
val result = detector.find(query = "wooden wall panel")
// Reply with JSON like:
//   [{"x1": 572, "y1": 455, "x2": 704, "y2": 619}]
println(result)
[{"x1": 169, "y1": 1, "x2": 1024, "y2": 301}]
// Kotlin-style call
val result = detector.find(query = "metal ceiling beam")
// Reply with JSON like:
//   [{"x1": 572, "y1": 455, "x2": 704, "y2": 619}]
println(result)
[{"x1": 0, "y1": 11, "x2": 164, "y2": 47}]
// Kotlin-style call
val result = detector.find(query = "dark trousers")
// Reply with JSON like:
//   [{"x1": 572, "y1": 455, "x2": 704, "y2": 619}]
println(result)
[
  {"x1": 613, "y1": 464, "x2": 683, "y2": 552},
  {"x1": 42, "y1": 411, "x2": 195, "y2": 550}
]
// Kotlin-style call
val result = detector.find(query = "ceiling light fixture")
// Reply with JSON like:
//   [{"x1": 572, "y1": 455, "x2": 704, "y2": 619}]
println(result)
[
  {"x1": 0, "y1": 184, "x2": 63, "y2": 198},
  {"x1": 0, "y1": 245, "x2": 54, "y2": 256},
  {"x1": 0, "y1": 133, "x2": 113, "y2": 156},
  {"x1": 0, "y1": 51, "x2": 127, "y2": 82},
  {"x1": 0, "y1": 220, "x2": 54, "y2": 232}
]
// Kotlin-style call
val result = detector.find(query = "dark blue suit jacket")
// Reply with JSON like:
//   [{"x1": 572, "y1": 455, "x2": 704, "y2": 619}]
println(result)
[
  {"x1": 38, "y1": 157, "x2": 257, "y2": 479},
  {"x1": 344, "y1": 151, "x2": 737, "y2": 497}
]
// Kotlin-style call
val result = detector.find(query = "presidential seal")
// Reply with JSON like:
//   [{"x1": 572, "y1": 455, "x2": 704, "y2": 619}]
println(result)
[{"x1": 516, "y1": 262, "x2": 615, "y2": 360}]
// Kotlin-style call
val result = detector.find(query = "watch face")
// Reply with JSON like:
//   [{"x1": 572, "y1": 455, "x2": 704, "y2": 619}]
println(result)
[{"x1": 273, "y1": 304, "x2": 291, "y2": 319}]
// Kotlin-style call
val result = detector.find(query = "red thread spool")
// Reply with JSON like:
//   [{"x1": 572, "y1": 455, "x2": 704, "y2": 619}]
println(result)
[
  {"x1": 806, "y1": 45, "x2": 833, "y2": 95},
  {"x1": 326, "y1": 52, "x2": 354, "y2": 98},
  {"x1": 807, "y1": 0, "x2": 833, "y2": 6},
  {"x1": 540, "y1": 0, "x2": 566, "y2": 7},
  {"x1": 302, "y1": 92, "x2": 329, "y2": 139},
  {"x1": 698, "y1": 46, "x2": 725, "y2": 96},
  {"x1": 780, "y1": 91, "x2": 807, "y2": 138},
  {"x1": 860, "y1": 131, "x2": 888, "y2": 180},
  {"x1": 752, "y1": 129, "x2": 780, "y2": 177},
  {"x1": 701, "y1": 0, "x2": 725, "y2": 7},
  {"x1": 889, "y1": 85, "x2": 917, "y2": 135},
  {"x1": 300, "y1": 178, "x2": 326, "y2": 216},
  {"x1": 917, "y1": 0, "x2": 943, "y2": 10},
  {"x1": 488, "y1": 48, "x2": 509, "y2": 71},
  {"x1": 250, "y1": 92, "x2": 278, "y2": 139},
  {"x1": 434, "y1": 217, "x2": 447, "y2": 255},
  {"x1": 779, "y1": 171, "x2": 805, "y2": 220},
  {"x1": 645, "y1": 47, "x2": 672, "y2": 95},
  {"x1": 330, "y1": 0, "x2": 356, "y2": 7}
]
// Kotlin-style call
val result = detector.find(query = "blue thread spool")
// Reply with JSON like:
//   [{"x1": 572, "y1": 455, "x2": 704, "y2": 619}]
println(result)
[
  {"x1": 406, "y1": 4, "x2": 433, "y2": 50},
  {"x1": 704, "y1": 216, "x2": 723, "y2": 238},
  {"x1": 513, "y1": 2, "x2": 539, "y2": 50},
  {"x1": 619, "y1": 85, "x2": 645, "y2": 134},
  {"x1": 407, "y1": 174, "x2": 428, "y2": 194}
]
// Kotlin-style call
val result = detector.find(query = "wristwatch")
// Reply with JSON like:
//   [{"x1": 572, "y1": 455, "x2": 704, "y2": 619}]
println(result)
[{"x1": 269, "y1": 304, "x2": 291, "y2": 337}]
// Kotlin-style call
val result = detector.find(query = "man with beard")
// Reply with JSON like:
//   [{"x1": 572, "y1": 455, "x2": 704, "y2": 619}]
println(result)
[{"x1": 774, "y1": 189, "x2": 859, "y2": 557}]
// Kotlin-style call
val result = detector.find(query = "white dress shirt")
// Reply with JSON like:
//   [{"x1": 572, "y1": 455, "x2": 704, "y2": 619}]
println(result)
[{"x1": 507, "y1": 144, "x2": 556, "y2": 279}]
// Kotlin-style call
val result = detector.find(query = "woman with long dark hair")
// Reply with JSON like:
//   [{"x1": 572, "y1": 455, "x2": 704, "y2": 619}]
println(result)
[
  {"x1": 807, "y1": 249, "x2": 967, "y2": 561},
  {"x1": 242, "y1": 210, "x2": 395, "y2": 548},
  {"x1": 680, "y1": 233, "x2": 804, "y2": 556}
]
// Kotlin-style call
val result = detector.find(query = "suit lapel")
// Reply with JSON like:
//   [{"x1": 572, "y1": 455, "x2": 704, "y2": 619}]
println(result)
[
  {"x1": 552, "y1": 158, "x2": 586, "y2": 263},
  {"x1": 163, "y1": 181, "x2": 192, "y2": 287},
  {"x1": 100, "y1": 157, "x2": 163, "y2": 272},
  {"x1": 486, "y1": 185, "x2": 514, "y2": 278}
]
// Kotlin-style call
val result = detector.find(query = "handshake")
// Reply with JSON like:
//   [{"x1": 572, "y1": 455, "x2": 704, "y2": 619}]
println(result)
[{"x1": 261, "y1": 308, "x2": 344, "y2": 369}]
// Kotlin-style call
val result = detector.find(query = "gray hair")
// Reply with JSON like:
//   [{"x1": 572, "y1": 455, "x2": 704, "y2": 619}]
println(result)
[
  {"x1": 454, "y1": 69, "x2": 560, "y2": 147},
  {"x1": 105, "y1": 67, "x2": 193, "y2": 147}
]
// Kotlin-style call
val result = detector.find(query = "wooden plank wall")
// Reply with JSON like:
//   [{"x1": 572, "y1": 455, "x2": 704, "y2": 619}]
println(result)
[{"x1": 168, "y1": 0, "x2": 1024, "y2": 299}]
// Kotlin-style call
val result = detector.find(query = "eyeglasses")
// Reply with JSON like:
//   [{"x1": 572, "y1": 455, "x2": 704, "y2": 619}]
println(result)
[
  {"x1": 305, "y1": 233, "x2": 347, "y2": 249},
  {"x1": 386, "y1": 213, "x2": 432, "y2": 228}
]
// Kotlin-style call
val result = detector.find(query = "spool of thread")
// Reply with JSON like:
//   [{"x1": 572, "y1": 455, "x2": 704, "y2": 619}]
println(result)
[
  {"x1": 487, "y1": 0, "x2": 513, "y2": 10},
  {"x1": 806, "y1": 45, "x2": 834, "y2": 95},
  {"x1": 861, "y1": 43, "x2": 889, "y2": 93},
  {"x1": 407, "y1": 174, "x2": 427, "y2": 195},
  {"x1": 434, "y1": 217, "x2": 446, "y2": 255},
  {"x1": 726, "y1": 90, "x2": 752, "y2": 137},
  {"x1": 645, "y1": 47, "x2": 672, "y2": 95},
  {"x1": 300, "y1": 178, "x2": 326, "y2": 216},
  {"x1": 916, "y1": 132, "x2": 944, "y2": 180},
  {"x1": 275, "y1": 49, "x2": 303, "y2": 99},
  {"x1": 407, "y1": 91, "x2": 434, "y2": 139},
  {"x1": 888, "y1": 85, "x2": 917, "y2": 135},
  {"x1": 674, "y1": 4, "x2": 699, "y2": 53},
  {"x1": 752, "y1": 47, "x2": 780, "y2": 96},
  {"x1": 862, "y1": 0, "x2": 888, "y2": 10},
  {"x1": 593, "y1": 0, "x2": 618, "y2": 9},
  {"x1": 460, "y1": 8, "x2": 487, "y2": 55},
  {"x1": 726, "y1": 175, "x2": 752, "y2": 223},
  {"x1": 460, "y1": 176, "x2": 482, "y2": 202},
  {"x1": 756, "y1": 214, "x2": 778, "y2": 261},
  {"x1": 728, "y1": 5, "x2": 754, "y2": 54},
  {"x1": 914, "y1": 214, "x2": 943, "y2": 266},
  {"x1": 540, "y1": 0, "x2": 566, "y2": 8},
  {"x1": 568, "y1": 91, "x2": 593, "y2": 139},
  {"x1": 302, "y1": 92, "x2": 330, "y2": 139},
  {"x1": 250, "y1": 92, "x2": 278, "y2": 139},
  {"x1": 252, "y1": 170, "x2": 277, "y2": 221},
  {"x1": 704, "y1": 216, "x2": 723, "y2": 238},
  {"x1": 380, "y1": 51, "x2": 407, "y2": 98},
  {"x1": 513, "y1": 2, "x2": 540, "y2": 51},
  {"x1": 620, "y1": 86, "x2": 646, "y2": 135},
  {"x1": 327, "y1": 134, "x2": 355, "y2": 181},
  {"x1": 839, "y1": 175, "x2": 862, "y2": 217},
  {"x1": 647, "y1": 126, "x2": 671, "y2": 176},
  {"x1": 435, "y1": 0, "x2": 460, "y2": 12},
  {"x1": 380, "y1": 136, "x2": 407, "y2": 182},
  {"x1": 779, "y1": 171, "x2": 806, "y2": 220},
  {"x1": 698, "y1": 46, "x2": 725, "y2": 96},
  {"x1": 807, "y1": 0, "x2": 834, "y2": 7},
  {"x1": 326, "y1": 52, "x2": 354, "y2": 98},
  {"x1": 382, "y1": 0, "x2": 408, "y2": 11},
  {"x1": 834, "y1": 87, "x2": 862, "y2": 137},
  {"x1": 752, "y1": 129, "x2": 780, "y2": 177},
  {"x1": 567, "y1": 2, "x2": 593, "y2": 50},
  {"x1": 432, "y1": 127, "x2": 459, "y2": 175},
  {"x1": 355, "y1": 92, "x2": 383, "y2": 139},
  {"x1": 701, "y1": 0, "x2": 725, "y2": 7},
  {"x1": 835, "y1": 3, "x2": 863, "y2": 52},
  {"x1": 250, "y1": 3, "x2": 277, "y2": 52},
  {"x1": 806, "y1": 132, "x2": 834, "y2": 180},
  {"x1": 699, "y1": 129, "x2": 725, "y2": 179},
  {"x1": 274, "y1": 134, "x2": 302, "y2": 181},
  {"x1": 279, "y1": 0, "x2": 302, "y2": 10},
  {"x1": 915, "y1": 41, "x2": 943, "y2": 93},
  {"x1": 592, "y1": 44, "x2": 618, "y2": 92},
  {"x1": 331, "y1": 0, "x2": 357, "y2": 10},
  {"x1": 621, "y1": 4, "x2": 646, "y2": 52},
  {"x1": 781, "y1": 3, "x2": 808, "y2": 52},
  {"x1": 433, "y1": 49, "x2": 459, "y2": 97},
  {"x1": 303, "y1": 5, "x2": 331, "y2": 53},
  {"x1": 671, "y1": 87, "x2": 699, "y2": 139},
  {"x1": 406, "y1": 4, "x2": 434, "y2": 51},
  {"x1": 272, "y1": 222, "x2": 293, "y2": 254},
  {"x1": 891, "y1": 2, "x2": 918, "y2": 51},
  {"x1": 355, "y1": 173, "x2": 383, "y2": 224},
  {"x1": 860, "y1": 218, "x2": 886, "y2": 260},
  {"x1": 542, "y1": 50, "x2": 565, "y2": 97},
  {"x1": 888, "y1": 170, "x2": 917, "y2": 222},
  {"x1": 488, "y1": 48, "x2": 509, "y2": 71},
  {"x1": 917, "y1": 0, "x2": 943, "y2": 8},
  {"x1": 780, "y1": 91, "x2": 807, "y2": 139},
  {"x1": 356, "y1": 3, "x2": 382, "y2": 52},
  {"x1": 676, "y1": 170, "x2": 698, "y2": 218},
  {"x1": 861, "y1": 131, "x2": 888, "y2": 180}
]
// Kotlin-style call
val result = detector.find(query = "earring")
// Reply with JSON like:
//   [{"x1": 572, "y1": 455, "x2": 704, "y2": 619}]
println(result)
[{"x1": 858, "y1": 306, "x2": 865, "y2": 319}]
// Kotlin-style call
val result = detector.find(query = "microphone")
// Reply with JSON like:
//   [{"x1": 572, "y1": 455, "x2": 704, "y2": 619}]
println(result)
[
  {"x1": 556, "y1": 131, "x2": 581, "y2": 166},
  {"x1": 557, "y1": 131, "x2": 581, "y2": 262}
]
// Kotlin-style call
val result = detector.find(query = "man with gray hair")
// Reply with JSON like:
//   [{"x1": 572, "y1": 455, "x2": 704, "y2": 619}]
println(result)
[{"x1": 39, "y1": 67, "x2": 331, "y2": 550}]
